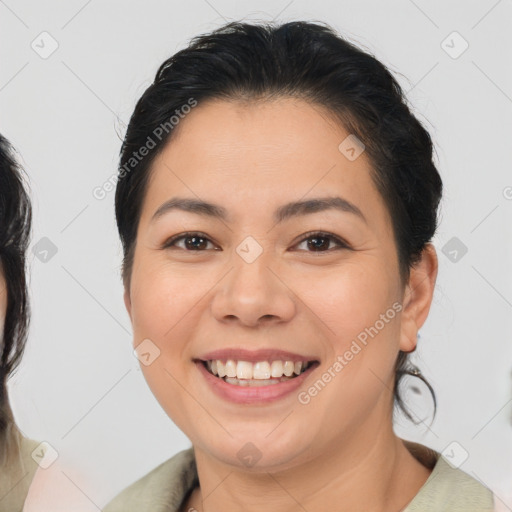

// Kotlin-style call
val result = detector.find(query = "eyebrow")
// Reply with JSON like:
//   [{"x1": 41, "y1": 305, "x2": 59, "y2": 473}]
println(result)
[{"x1": 151, "y1": 196, "x2": 367, "y2": 225}]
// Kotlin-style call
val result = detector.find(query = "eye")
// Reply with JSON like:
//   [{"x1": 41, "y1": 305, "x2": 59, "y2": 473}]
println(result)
[
  {"x1": 162, "y1": 231, "x2": 218, "y2": 251},
  {"x1": 293, "y1": 231, "x2": 350, "y2": 253},
  {"x1": 162, "y1": 231, "x2": 350, "y2": 253}
]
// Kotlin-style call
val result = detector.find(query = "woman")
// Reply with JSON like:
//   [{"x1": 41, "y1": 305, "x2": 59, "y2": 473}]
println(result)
[
  {"x1": 104, "y1": 20, "x2": 496, "y2": 511},
  {"x1": 0, "y1": 133, "x2": 43, "y2": 511}
]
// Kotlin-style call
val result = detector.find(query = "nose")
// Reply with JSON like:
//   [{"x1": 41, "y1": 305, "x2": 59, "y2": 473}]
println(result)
[{"x1": 210, "y1": 250, "x2": 296, "y2": 328}]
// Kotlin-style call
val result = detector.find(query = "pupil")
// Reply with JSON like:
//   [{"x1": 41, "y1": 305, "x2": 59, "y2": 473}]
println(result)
[
  {"x1": 186, "y1": 236, "x2": 206, "y2": 250},
  {"x1": 308, "y1": 236, "x2": 328, "y2": 251}
]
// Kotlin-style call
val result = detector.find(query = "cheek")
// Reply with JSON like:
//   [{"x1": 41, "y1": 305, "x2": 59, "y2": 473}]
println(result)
[
  {"x1": 301, "y1": 261, "x2": 401, "y2": 392},
  {"x1": 304, "y1": 262, "x2": 399, "y2": 337},
  {"x1": 139, "y1": 356, "x2": 193, "y2": 433},
  {"x1": 129, "y1": 262, "x2": 206, "y2": 407},
  {"x1": 294, "y1": 267, "x2": 401, "y2": 430},
  {"x1": 130, "y1": 267, "x2": 199, "y2": 426},
  {"x1": 130, "y1": 265, "x2": 201, "y2": 343}
]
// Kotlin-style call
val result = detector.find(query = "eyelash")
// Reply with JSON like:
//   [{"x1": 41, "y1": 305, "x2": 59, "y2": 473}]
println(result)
[{"x1": 161, "y1": 231, "x2": 350, "y2": 254}]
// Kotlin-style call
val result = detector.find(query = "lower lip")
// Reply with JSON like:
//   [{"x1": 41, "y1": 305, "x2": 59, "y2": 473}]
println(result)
[{"x1": 195, "y1": 360, "x2": 318, "y2": 404}]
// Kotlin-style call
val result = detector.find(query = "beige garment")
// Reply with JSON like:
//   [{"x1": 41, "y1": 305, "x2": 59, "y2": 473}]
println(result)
[
  {"x1": 0, "y1": 435, "x2": 44, "y2": 512},
  {"x1": 103, "y1": 441, "x2": 495, "y2": 512}
]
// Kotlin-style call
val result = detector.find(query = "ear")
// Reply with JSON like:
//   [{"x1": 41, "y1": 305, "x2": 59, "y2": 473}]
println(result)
[
  {"x1": 399, "y1": 243, "x2": 438, "y2": 353},
  {"x1": 124, "y1": 286, "x2": 132, "y2": 322}
]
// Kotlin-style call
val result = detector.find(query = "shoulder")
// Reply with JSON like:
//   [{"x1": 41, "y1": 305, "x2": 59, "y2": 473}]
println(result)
[
  {"x1": 404, "y1": 447, "x2": 496, "y2": 512},
  {"x1": 103, "y1": 447, "x2": 198, "y2": 512},
  {"x1": 0, "y1": 434, "x2": 44, "y2": 511}
]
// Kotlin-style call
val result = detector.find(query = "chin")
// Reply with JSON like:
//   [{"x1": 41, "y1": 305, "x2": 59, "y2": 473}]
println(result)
[{"x1": 193, "y1": 429, "x2": 314, "y2": 472}]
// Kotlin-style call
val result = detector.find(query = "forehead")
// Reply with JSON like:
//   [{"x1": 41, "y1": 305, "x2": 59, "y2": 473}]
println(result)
[
  {"x1": 140, "y1": 97, "x2": 391, "y2": 232},
  {"x1": 162, "y1": 96, "x2": 357, "y2": 165}
]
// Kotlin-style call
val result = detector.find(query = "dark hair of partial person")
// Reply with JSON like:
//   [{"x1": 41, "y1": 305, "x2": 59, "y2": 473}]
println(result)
[
  {"x1": 114, "y1": 20, "x2": 443, "y2": 424},
  {"x1": 0, "y1": 133, "x2": 32, "y2": 466}
]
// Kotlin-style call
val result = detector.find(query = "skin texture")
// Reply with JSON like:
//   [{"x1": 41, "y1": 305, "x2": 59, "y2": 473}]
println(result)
[{"x1": 124, "y1": 97, "x2": 438, "y2": 512}]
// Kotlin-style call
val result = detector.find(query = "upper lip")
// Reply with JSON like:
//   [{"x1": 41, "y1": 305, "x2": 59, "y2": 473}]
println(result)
[{"x1": 196, "y1": 348, "x2": 319, "y2": 364}]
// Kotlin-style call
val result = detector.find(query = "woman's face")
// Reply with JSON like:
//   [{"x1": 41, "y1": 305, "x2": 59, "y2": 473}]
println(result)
[{"x1": 124, "y1": 97, "x2": 435, "y2": 470}]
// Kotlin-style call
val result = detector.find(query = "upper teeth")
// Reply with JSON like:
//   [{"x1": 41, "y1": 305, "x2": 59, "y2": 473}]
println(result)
[{"x1": 206, "y1": 360, "x2": 308, "y2": 379}]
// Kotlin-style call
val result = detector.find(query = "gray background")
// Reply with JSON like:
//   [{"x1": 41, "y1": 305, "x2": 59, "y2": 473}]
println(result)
[{"x1": 1, "y1": 0, "x2": 511, "y2": 509}]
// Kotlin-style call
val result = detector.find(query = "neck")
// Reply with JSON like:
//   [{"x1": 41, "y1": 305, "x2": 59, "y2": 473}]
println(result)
[{"x1": 184, "y1": 408, "x2": 432, "y2": 512}]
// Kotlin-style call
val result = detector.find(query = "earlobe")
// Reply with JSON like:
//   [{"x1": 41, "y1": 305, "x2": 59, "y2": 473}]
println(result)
[{"x1": 398, "y1": 243, "x2": 438, "y2": 353}]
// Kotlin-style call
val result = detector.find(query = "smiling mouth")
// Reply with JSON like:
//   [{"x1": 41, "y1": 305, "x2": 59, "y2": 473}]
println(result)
[{"x1": 199, "y1": 359, "x2": 319, "y2": 387}]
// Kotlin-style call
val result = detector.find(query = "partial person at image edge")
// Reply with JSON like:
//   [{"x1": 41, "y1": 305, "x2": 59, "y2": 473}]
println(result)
[{"x1": 0, "y1": 134, "x2": 45, "y2": 512}]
